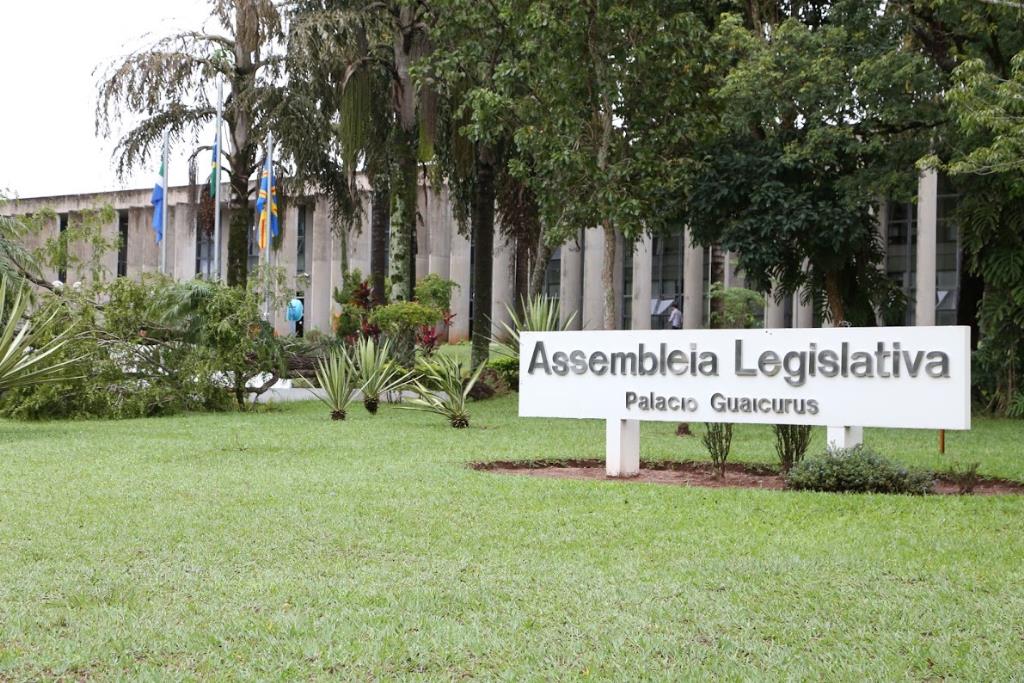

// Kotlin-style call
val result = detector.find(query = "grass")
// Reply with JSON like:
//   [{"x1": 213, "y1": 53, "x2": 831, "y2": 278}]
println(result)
[{"x1": 0, "y1": 395, "x2": 1022, "y2": 679}]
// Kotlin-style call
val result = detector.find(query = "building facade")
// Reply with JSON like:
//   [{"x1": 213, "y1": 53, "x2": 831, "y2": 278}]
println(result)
[{"x1": 2, "y1": 168, "x2": 955, "y2": 337}]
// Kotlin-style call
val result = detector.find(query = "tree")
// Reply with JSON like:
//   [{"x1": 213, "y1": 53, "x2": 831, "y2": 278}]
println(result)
[
  {"x1": 96, "y1": 0, "x2": 284, "y2": 287},
  {"x1": 685, "y1": 2, "x2": 942, "y2": 325},
  {"x1": 504, "y1": 1, "x2": 718, "y2": 329}
]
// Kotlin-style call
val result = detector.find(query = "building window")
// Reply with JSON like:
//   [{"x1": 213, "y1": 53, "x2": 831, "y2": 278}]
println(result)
[
  {"x1": 117, "y1": 211, "x2": 129, "y2": 278},
  {"x1": 650, "y1": 232, "x2": 685, "y2": 328},
  {"x1": 196, "y1": 228, "x2": 215, "y2": 278},
  {"x1": 543, "y1": 247, "x2": 561, "y2": 300},
  {"x1": 621, "y1": 240, "x2": 633, "y2": 330},
  {"x1": 935, "y1": 176, "x2": 961, "y2": 326},
  {"x1": 57, "y1": 213, "x2": 68, "y2": 282},
  {"x1": 886, "y1": 201, "x2": 917, "y2": 325},
  {"x1": 296, "y1": 205, "x2": 308, "y2": 275}
]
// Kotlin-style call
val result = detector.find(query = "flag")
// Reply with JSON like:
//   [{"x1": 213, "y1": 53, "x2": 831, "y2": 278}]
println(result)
[
  {"x1": 209, "y1": 134, "x2": 219, "y2": 197},
  {"x1": 256, "y1": 155, "x2": 278, "y2": 250},
  {"x1": 150, "y1": 162, "x2": 165, "y2": 243}
]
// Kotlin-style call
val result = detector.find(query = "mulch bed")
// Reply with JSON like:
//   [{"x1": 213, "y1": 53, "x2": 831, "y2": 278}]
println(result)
[{"x1": 472, "y1": 459, "x2": 1024, "y2": 496}]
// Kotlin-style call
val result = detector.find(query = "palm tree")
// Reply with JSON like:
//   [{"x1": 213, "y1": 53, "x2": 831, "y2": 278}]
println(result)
[
  {"x1": 285, "y1": 0, "x2": 435, "y2": 303},
  {"x1": 96, "y1": 0, "x2": 285, "y2": 287}
]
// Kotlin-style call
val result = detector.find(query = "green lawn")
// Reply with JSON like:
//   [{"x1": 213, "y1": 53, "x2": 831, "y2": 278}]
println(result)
[{"x1": 0, "y1": 396, "x2": 1022, "y2": 679}]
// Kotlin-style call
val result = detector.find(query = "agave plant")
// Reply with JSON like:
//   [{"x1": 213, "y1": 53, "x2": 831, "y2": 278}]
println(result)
[
  {"x1": 352, "y1": 336, "x2": 411, "y2": 414},
  {"x1": 402, "y1": 355, "x2": 485, "y2": 428},
  {"x1": 493, "y1": 294, "x2": 576, "y2": 360},
  {"x1": 311, "y1": 348, "x2": 360, "y2": 421},
  {"x1": 0, "y1": 278, "x2": 81, "y2": 394}
]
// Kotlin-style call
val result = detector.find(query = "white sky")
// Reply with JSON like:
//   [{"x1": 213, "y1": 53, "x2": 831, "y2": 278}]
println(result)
[{"x1": 1, "y1": 1, "x2": 216, "y2": 199}]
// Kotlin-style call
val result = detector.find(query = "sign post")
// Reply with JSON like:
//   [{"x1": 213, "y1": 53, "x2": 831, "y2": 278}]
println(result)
[{"x1": 519, "y1": 327, "x2": 971, "y2": 477}]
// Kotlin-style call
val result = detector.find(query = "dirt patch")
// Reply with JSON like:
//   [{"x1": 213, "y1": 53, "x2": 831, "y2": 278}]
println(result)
[{"x1": 472, "y1": 459, "x2": 1024, "y2": 495}]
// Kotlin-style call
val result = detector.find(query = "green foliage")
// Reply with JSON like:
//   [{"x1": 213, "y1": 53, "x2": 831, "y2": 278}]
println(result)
[
  {"x1": 312, "y1": 348, "x2": 360, "y2": 420},
  {"x1": 352, "y1": 336, "x2": 411, "y2": 414},
  {"x1": 772, "y1": 424, "x2": 813, "y2": 473},
  {"x1": 414, "y1": 274, "x2": 458, "y2": 313},
  {"x1": 787, "y1": 446, "x2": 935, "y2": 495},
  {"x1": 486, "y1": 356, "x2": 519, "y2": 392},
  {"x1": 702, "y1": 423, "x2": 733, "y2": 478},
  {"x1": 708, "y1": 283, "x2": 764, "y2": 330},
  {"x1": 403, "y1": 355, "x2": 485, "y2": 428},
  {"x1": 370, "y1": 301, "x2": 443, "y2": 367},
  {"x1": 0, "y1": 278, "x2": 82, "y2": 394},
  {"x1": 0, "y1": 276, "x2": 283, "y2": 420},
  {"x1": 494, "y1": 295, "x2": 575, "y2": 361},
  {"x1": 943, "y1": 461, "x2": 982, "y2": 495}
]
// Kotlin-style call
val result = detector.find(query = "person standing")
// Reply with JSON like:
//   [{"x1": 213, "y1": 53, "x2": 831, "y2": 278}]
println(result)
[{"x1": 668, "y1": 301, "x2": 682, "y2": 330}]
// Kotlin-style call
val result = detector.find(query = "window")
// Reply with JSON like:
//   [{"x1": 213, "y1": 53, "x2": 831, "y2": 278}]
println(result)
[
  {"x1": 886, "y1": 201, "x2": 917, "y2": 325},
  {"x1": 117, "y1": 211, "x2": 129, "y2": 278},
  {"x1": 650, "y1": 232, "x2": 685, "y2": 328},
  {"x1": 543, "y1": 247, "x2": 561, "y2": 300},
  {"x1": 296, "y1": 205, "x2": 308, "y2": 275},
  {"x1": 195, "y1": 228, "x2": 215, "y2": 278},
  {"x1": 57, "y1": 213, "x2": 68, "y2": 282}
]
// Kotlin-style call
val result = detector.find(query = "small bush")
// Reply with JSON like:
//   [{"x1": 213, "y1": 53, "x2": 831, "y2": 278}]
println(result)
[
  {"x1": 403, "y1": 355, "x2": 485, "y2": 428},
  {"x1": 370, "y1": 301, "x2": 443, "y2": 367},
  {"x1": 414, "y1": 274, "x2": 458, "y2": 312},
  {"x1": 773, "y1": 424, "x2": 812, "y2": 472},
  {"x1": 944, "y1": 461, "x2": 982, "y2": 495},
  {"x1": 702, "y1": 423, "x2": 733, "y2": 478},
  {"x1": 487, "y1": 356, "x2": 519, "y2": 391},
  {"x1": 787, "y1": 446, "x2": 935, "y2": 495}
]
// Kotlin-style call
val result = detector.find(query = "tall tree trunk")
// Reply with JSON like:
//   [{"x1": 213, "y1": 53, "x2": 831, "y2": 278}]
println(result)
[
  {"x1": 529, "y1": 238, "x2": 552, "y2": 299},
  {"x1": 390, "y1": 134, "x2": 417, "y2": 300},
  {"x1": 513, "y1": 235, "x2": 531, "y2": 316},
  {"x1": 709, "y1": 244, "x2": 726, "y2": 328},
  {"x1": 824, "y1": 271, "x2": 846, "y2": 325},
  {"x1": 370, "y1": 177, "x2": 390, "y2": 306},
  {"x1": 601, "y1": 219, "x2": 617, "y2": 329},
  {"x1": 471, "y1": 151, "x2": 496, "y2": 369},
  {"x1": 226, "y1": 167, "x2": 253, "y2": 287}
]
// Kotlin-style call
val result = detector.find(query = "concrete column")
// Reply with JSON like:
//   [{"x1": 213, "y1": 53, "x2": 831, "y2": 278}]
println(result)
[
  {"x1": 764, "y1": 287, "x2": 786, "y2": 329},
  {"x1": 606, "y1": 418, "x2": 640, "y2": 478},
  {"x1": 448, "y1": 221, "x2": 471, "y2": 343},
  {"x1": 415, "y1": 189, "x2": 431, "y2": 282},
  {"x1": 682, "y1": 227, "x2": 704, "y2": 329},
  {"x1": 794, "y1": 290, "x2": 814, "y2": 328},
  {"x1": 427, "y1": 187, "x2": 452, "y2": 280},
  {"x1": 915, "y1": 169, "x2": 938, "y2": 326},
  {"x1": 827, "y1": 426, "x2": 863, "y2": 451},
  {"x1": 273, "y1": 205, "x2": 301, "y2": 335},
  {"x1": 171, "y1": 204, "x2": 195, "y2": 282},
  {"x1": 347, "y1": 200, "x2": 372, "y2": 277},
  {"x1": 559, "y1": 233, "x2": 583, "y2": 330},
  {"x1": 128, "y1": 207, "x2": 159, "y2": 277},
  {"x1": 631, "y1": 234, "x2": 653, "y2": 330},
  {"x1": 308, "y1": 198, "x2": 333, "y2": 333},
  {"x1": 582, "y1": 227, "x2": 604, "y2": 330},
  {"x1": 491, "y1": 235, "x2": 515, "y2": 337}
]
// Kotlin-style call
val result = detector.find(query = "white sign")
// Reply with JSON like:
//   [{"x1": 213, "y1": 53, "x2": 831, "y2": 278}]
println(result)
[{"x1": 519, "y1": 327, "x2": 970, "y2": 430}]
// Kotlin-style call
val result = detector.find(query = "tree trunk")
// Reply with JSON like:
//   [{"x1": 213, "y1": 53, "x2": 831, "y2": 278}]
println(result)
[
  {"x1": 471, "y1": 151, "x2": 496, "y2": 369},
  {"x1": 390, "y1": 134, "x2": 417, "y2": 301},
  {"x1": 370, "y1": 179, "x2": 390, "y2": 306},
  {"x1": 824, "y1": 271, "x2": 846, "y2": 325},
  {"x1": 601, "y1": 219, "x2": 617, "y2": 330},
  {"x1": 529, "y1": 239, "x2": 552, "y2": 299},
  {"x1": 709, "y1": 244, "x2": 726, "y2": 328},
  {"x1": 513, "y1": 235, "x2": 531, "y2": 316},
  {"x1": 226, "y1": 169, "x2": 253, "y2": 287}
]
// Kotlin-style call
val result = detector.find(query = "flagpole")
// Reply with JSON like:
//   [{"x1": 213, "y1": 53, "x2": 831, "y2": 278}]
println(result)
[
  {"x1": 264, "y1": 131, "x2": 274, "y2": 320},
  {"x1": 213, "y1": 75, "x2": 223, "y2": 280},
  {"x1": 160, "y1": 131, "x2": 169, "y2": 274}
]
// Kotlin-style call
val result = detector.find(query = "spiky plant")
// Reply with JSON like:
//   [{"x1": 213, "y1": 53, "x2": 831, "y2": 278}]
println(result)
[
  {"x1": 493, "y1": 294, "x2": 576, "y2": 360},
  {"x1": 402, "y1": 355, "x2": 485, "y2": 428},
  {"x1": 311, "y1": 348, "x2": 359, "y2": 421},
  {"x1": 352, "y1": 337, "x2": 411, "y2": 414},
  {"x1": 0, "y1": 278, "x2": 81, "y2": 394}
]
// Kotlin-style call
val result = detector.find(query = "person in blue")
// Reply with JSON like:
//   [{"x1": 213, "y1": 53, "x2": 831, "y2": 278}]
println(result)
[{"x1": 286, "y1": 296, "x2": 304, "y2": 335}]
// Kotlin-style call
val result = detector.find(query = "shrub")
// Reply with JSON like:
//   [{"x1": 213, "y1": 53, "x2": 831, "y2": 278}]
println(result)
[
  {"x1": 786, "y1": 446, "x2": 935, "y2": 495},
  {"x1": 370, "y1": 301, "x2": 443, "y2": 367},
  {"x1": 708, "y1": 283, "x2": 765, "y2": 329},
  {"x1": 403, "y1": 355, "x2": 485, "y2": 428},
  {"x1": 773, "y1": 424, "x2": 812, "y2": 472},
  {"x1": 414, "y1": 274, "x2": 458, "y2": 312},
  {"x1": 312, "y1": 348, "x2": 359, "y2": 420},
  {"x1": 944, "y1": 461, "x2": 982, "y2": 495},
  {"x1": 702, "y1": 422, "x2": 733, "y2": 478},
  {"x1": 351, "y1": 337, "x2": 411, "y2": 414},
  {"x1": 494, "y1": 295, "x2": 575, "y2": 360},
  {"x1": 487, "y1": 356, "x2": 520, "y2": 392}
]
